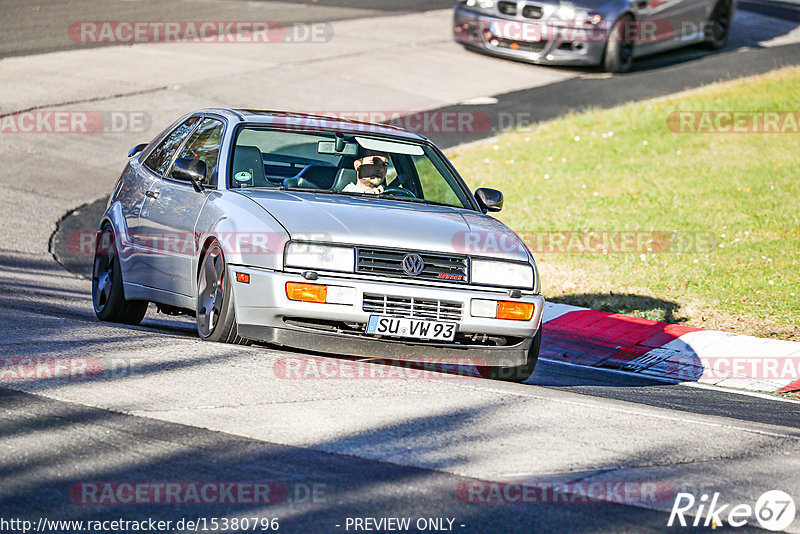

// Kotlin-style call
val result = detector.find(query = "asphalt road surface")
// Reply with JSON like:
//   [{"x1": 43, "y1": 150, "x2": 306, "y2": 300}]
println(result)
[
  {"x1": 0, "y1": 0, "x2": 455, "y2": 58},
  {"x1": 2, "y1": 254, "x2": 798, "y2": 533},
  {"x1": 2, "y1": 1, "x2": 800, "y2": 532}
]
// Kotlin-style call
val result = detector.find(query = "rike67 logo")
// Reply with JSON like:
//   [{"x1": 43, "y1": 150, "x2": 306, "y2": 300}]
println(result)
[{"x1": 668, "y1": 490, "x2": 796, "y2": 531}]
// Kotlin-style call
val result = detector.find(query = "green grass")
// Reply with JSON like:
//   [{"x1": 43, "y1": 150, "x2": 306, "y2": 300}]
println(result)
[{"x1": 448, "y1": 67, "x2": 800, "y2": 340}]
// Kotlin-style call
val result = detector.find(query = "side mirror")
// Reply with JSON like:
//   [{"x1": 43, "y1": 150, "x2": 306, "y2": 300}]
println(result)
[
  {"x1": 172, "y1": 158, "x2": 207, "y2": 192},
  {"x1": 475, "y1": 187, "x2": 503, "y2": 212},
  {"x1": 128, "y1": 143, "x2": 148, "y2": 158}
]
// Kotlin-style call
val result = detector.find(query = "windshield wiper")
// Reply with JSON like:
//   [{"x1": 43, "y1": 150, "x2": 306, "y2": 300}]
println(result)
[
  {"x1": 279, "y1": 187, "x2": 456, "y2": 208},
  {"x1": 374, "y1": 194, "x2": 451, "y2": 207},
  {"x1": 283, "y1": 188, "x2": 367, "y2": 198}
]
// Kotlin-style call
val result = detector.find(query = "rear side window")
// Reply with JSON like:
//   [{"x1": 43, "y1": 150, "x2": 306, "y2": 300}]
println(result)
[
  {"x1": 144, "y1": 117, "x2": 199, "y2": 176},
  {"x1": 170, "y1": 118, "x2": 225, "y2": 186}
]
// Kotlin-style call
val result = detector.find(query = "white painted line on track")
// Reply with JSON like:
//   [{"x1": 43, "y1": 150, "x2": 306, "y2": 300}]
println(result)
[{"x1": 540, "y1": 357, "x2": 800, "y2": 405}]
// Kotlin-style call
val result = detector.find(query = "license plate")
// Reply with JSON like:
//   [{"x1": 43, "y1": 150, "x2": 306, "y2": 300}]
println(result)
[
  {"x1": 489, "y1": 20, "x2": 544, "y2": 42},
  {"x1": 366, "y1": 315, "x2": 457, "y2": 341}
]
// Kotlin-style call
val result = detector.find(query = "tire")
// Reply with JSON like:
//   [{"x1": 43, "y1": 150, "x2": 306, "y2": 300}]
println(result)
[
  {"x1": 477, "y1": 328, "x2": 542, "y2": 383},
  {"x1": 92, "y1": 225, "x2": 148, "y2": 325},
  {"x1": 703, "y1": 0, "x2": 733, "y2": 50},
  {"x1": 196, "y1": 240, "x2": 250, "y2": 345},
  {"x1": 603, "y1": 14, "x2": 636, "y2": 74}
]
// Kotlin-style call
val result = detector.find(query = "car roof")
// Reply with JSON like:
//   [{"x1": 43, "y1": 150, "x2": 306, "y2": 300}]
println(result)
[{"x1": 196, "y1": 108, "x2": 429, "y2": 142}]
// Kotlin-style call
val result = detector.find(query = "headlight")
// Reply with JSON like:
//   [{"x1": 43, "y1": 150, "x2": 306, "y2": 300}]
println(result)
[
  {"x1": 471, "y1": 259, "x2": 534, "y2": 289},
  {"x1": 284, "y1": 243, "x2": 355, "y2": 273},
  {"x1": 574, "y1": 9, "x2": 590, "y2": 21},
  {"x1": 465, "y1": 0, "x2": 495, "y2": 11},
  {"x1": 553, "y1": 5, "x2": 592, "y2": 22},
  {"x1": 556, "y1": 5, "x2": 576, "y2": 19}
]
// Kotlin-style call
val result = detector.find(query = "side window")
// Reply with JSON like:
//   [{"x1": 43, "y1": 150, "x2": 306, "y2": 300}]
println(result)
[
  {"x1": 384, "y1": 155, "x2": 420, "y2": 194},
  {"x1": 384, "y1": 157, "x2": 398, "y2": 185},
  {"x1": 412, "y1": 154, "x2": 462, "y2": 207},
  {"x1": 143, "y1": 117, "x2": 199, "y2": 176},
  {"x1": 170, "y1": 118, "x2": 225, "y2": 186}
]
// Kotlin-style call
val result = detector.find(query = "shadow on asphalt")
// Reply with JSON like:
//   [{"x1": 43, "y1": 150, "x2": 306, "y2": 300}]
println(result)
[
  {"x1": 0, "y1": 387, "x2": 702, "y2": 533},
  {"x1": 50, "y1": 196, "x2": 108, "y2": 279}
]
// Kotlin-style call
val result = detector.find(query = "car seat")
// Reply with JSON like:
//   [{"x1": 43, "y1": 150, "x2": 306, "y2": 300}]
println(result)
[
  {"x1": 231, "y1": 145, "x2": 269, "y2": 188},
  {"x1": 283, "y1": 164, "x2": 337, "y2": 190},
  {"x1": 331, "y1": 156, "x2": 358, "y2": 191}
]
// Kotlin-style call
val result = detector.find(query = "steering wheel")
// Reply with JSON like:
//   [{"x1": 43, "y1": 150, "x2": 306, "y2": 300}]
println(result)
[{"x1": 381, "y1": 187, "x2": 417, "y2": 199}]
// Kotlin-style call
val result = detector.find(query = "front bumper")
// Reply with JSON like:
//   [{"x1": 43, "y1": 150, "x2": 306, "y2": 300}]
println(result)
[
  {"x1": 453, "y1": 4, "x2": 608, "y2": 67},
  {"x1": 229, "y1": 265, "x2": 545, "y2": 368}
]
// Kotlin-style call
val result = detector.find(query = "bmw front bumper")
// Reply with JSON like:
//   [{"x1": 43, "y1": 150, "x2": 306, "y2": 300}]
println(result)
[
  {"x1": 229, "y1": 265, "x2": 545, "y2": 368},
  {"x1": 453, "y1": 4, "x2": 608, "y2": 67}
]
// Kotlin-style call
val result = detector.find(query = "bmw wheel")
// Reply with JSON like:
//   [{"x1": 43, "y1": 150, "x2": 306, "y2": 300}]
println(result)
[
  {"x1": 92, "y1": 225, "x2": 148, "y2": 324},
  {"x1": 704, "y1": 0, "x2": 733, "y2": 50},
  {"x1": 603, "y1": 14, "x2": 636, "y2": 74},
  {"x1": 196, "y1": 240, "x2": 250, "y2": 345},
  {"x1": 477, "y1": 328, "x2": 542, "y2": 383}
]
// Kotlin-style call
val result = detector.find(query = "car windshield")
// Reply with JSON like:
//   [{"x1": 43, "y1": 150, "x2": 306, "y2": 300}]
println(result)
[{"x1": 230, "y1": 127, "x2": 475, "y2": 210}]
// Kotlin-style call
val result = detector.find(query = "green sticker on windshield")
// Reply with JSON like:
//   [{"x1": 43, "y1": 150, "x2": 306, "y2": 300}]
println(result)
[{"x1": 234, "y1": 171, "x2": 252, "y2": 182}]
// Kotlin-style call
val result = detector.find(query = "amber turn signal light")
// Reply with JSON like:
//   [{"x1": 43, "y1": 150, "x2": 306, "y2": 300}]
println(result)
[
  {"x1": 496, "y1": 301, "x2": 534, "y2": 321},
  {"x1": 286, "y1": 282, "x2": 327, "y2": 303}
]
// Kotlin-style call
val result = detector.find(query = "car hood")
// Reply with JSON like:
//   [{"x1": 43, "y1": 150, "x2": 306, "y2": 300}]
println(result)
[{"x1": 239, "y1": 190, "x2": 531, "y2": 261}]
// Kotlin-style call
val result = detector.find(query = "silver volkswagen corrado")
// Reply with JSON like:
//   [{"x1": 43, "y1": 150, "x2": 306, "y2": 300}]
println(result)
[{"x1": 92, "y1": 109, "x2": 544, "y2": 381}]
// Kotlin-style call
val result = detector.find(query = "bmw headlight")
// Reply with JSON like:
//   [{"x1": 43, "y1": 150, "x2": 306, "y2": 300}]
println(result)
[
  {"x1": 556, "y1": 5, "x2": 576, "y2": 19},
  {"x1": 471, "y1": 259, "x2": 534, "y2": 289},
  {"x1": 553, "y1": 5, "x2": 591, "y2": 22},
  {"x1": 464, "y1": 0, "x2": 495, "y2": 12},
  {"x1": 284, "y1": 242, "x2": 355, "y2": 273}
]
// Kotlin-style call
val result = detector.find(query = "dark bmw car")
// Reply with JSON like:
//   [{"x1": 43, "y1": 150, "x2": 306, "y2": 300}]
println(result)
[{"x1": 454, "y1": 0, "x2": 734, "y2": 72}]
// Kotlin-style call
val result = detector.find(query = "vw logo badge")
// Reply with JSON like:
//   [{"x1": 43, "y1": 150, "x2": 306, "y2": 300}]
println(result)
[{"x1": 402, "y1": 254, "x2": 425, "y2": 276}]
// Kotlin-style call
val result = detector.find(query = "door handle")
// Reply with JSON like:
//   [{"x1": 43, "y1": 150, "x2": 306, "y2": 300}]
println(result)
[{"x1": 145, "y1": 190, "x2": 160, "y2": 199}]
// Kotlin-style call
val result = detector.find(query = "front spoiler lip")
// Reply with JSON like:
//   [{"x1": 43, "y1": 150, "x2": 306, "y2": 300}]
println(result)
[{"x1": 238, "y1": 324, "x2": 534, "y2": 368}]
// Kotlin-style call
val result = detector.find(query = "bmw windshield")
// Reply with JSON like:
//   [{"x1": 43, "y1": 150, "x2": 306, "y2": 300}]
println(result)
[{"x1": 230, "y1": 127, "x2": 476, "y2": 210}]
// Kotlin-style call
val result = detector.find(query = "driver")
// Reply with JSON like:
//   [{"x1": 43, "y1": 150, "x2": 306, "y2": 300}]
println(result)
[{"x1": 342, "y1": 150, "x2": 389, "y2": 194}]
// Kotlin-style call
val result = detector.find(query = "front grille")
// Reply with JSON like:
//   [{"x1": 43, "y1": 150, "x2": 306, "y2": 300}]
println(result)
[
  {"x1": 363, "y1": 293, "x2": 463, "y2": 321},
  {"x1": 522, "y1": 4, "x2": 544, "y2": 19},
  {"x1": 356, "y1": 248, "x2": 469, "y2": 283},
  {"x1": 498, "y1": 1, "x2": 518, "y2": 15}
]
